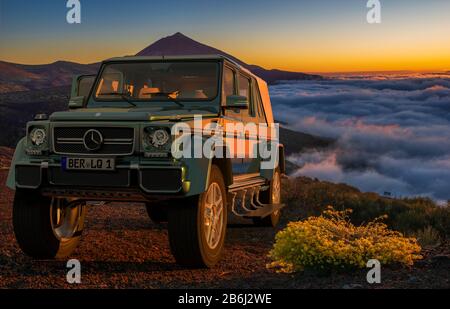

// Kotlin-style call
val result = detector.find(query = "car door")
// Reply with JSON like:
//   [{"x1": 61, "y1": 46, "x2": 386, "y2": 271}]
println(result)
[{"x1": 239, "y1": 74, "x2": 261, "y2": 175}]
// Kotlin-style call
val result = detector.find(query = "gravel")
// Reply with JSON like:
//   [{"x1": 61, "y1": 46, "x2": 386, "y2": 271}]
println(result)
[{"x1": 1, "y1": 171, "x2": 449, "y2": 289}]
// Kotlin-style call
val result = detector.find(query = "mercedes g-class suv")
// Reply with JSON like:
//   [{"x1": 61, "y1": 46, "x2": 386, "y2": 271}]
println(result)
[{"x1": 7, "y1": 55, "x2": 285, "y2": 267}]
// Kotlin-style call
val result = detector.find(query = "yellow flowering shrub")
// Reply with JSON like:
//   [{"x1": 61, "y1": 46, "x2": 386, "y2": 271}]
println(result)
[{"x1": 268, "y1": 207, "x2": 422, "y2": 273}]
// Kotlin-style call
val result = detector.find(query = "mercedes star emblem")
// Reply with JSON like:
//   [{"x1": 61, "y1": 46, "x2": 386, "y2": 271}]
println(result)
[{"x1": 83, "y1": 129, "x2": 103, "y2": 151}]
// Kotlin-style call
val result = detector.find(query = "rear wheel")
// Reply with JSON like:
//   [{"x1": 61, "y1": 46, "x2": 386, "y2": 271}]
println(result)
[
  {"x1": 253, "y1": 168, "x2": 281, "y2": 227},
  {"x1": 167, "y1": 165, "x2": 227, "y2": 268},
  {"x1": 13, "y1": 189, "x2": 86, "y2": 259}
]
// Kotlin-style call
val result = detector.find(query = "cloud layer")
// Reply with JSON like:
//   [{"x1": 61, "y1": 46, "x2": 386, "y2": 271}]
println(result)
[{"x1": 270, "y1": 75, "x2": 450, "y2": 201}]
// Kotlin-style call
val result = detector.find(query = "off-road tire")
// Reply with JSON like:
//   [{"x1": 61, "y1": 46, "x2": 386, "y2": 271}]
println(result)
[
  {"x1": 13, "y1": 189, "x2": 85, "y2": 259},
  {"x1": 167, "y1": 165, "x2": 227, "y2": 268},
  {"x1": 145, "y1": 203, "x2": 168, "y2": 223}
]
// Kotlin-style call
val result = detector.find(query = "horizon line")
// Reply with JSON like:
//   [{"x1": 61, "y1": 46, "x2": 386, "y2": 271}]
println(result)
[{"x1": 1, "y1": 57, "x2": 448, "y2": 75}]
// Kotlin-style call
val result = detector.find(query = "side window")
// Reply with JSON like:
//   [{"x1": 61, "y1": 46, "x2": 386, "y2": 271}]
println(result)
[
  {"x1": 254, "y1": 83, "x2": 267, "y2": 124},
  {"x1": 223, "y1": 67, "x2": 235, "y2": 99},
  {"x1": 240, "y1": 75, "x2": 259, "y2": 122},
  {"x1": 238, "y1": 74, "x2": 250, "y2": 100},
  {"x1": 224, "y1": 67, "x2": 241, "y2": 118},
  {"x1": 77, "y1": 76, "x2": 96, "y2": 97}
]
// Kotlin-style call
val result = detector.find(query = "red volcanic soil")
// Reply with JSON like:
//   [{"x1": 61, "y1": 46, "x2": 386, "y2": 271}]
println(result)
[
  {"x1": 0, "y1": 147, "x2": 13, "y2": 169},
  {"x1": 0, "y1": 169, "x2": 449, "y2": 289}
]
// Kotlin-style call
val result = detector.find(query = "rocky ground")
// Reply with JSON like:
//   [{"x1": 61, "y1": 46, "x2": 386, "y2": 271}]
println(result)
[{"x1": 0, "y1": 170, "x2": 449, "y2": 289}]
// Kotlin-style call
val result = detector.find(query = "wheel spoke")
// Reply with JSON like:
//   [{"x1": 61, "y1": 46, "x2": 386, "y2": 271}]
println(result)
[
  {"x1": 215, "y1": 197, "x2": 222, "y2": 207},
  {"x1": 203, "y1": 182, "x2": 224, "y2": 249},
  {"x1": 50, "y1": 199, "x2": 83, "y2": 240}
]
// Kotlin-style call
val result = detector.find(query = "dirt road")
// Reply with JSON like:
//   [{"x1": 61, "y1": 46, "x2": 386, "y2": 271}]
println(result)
[{"x1": 0, "y1": 171, "x2": 449, "y2": 289}]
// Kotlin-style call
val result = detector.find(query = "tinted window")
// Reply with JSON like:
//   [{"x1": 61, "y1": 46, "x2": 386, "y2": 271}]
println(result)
[
  {"x1": 240, "y1": 75, "x2": 258, "y2": 121},
  {"x1": 224, "y1": 67, "x2": 241, "y2": 118},
  {"x1": 254, "y1": 83, "x2": 267, "y2": 124},
  {"x1": 93, "y1": 61, "x2": 219, "y2": 103},
  {"x1": 239, "y1": 74, "x2": 250, "y2": 100},
  {"x1": 78, "y1": 76, "x2": 95, "y2": 97},
  {"x1": 223, "y1": 67, "x2": 235, "y2": 99}
]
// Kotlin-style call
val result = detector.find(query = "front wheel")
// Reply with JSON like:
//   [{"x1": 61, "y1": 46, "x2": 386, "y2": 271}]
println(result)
[
  {"x1": 13, "y1": 189, "x2": 86, "y2": 259},
  {"x1": 167, "y1": 165, "x2": 227, "y2": 268},
  {"x1": 145, "y1": 203, "x2": 168, "y2": 223}
]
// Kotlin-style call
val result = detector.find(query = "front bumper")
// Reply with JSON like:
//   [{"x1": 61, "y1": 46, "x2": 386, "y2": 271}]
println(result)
[{"x1": 15, "y1": 161, "x2": 190, "y2": 196}]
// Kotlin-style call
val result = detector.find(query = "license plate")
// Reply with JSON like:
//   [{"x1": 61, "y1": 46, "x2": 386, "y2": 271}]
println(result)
[{"x1": 63, "y1": 157, "x2": 115, "y2": 171}]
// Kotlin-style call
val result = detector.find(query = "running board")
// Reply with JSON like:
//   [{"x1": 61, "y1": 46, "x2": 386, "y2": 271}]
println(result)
[
  {"x1": 228, "y1": 176, "x2": 267, "y2": 192},
  {"x1": 228, "y1": 181, "x2": 284, "y2": 219}
]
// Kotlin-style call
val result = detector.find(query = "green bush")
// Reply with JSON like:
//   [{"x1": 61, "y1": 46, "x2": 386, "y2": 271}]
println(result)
[
  {"x1": 414, "y1": 226, "x2": 441, "y2": 247},
  {"x1": 282, "y1": 177, "x2": 450, "y2": 238},
  {"x1": 268, "y1": 208, "x2": 422, "y2": 273}
]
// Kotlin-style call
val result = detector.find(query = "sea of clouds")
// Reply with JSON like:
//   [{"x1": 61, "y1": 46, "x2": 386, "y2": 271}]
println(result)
[{"x1": 270, "y1": 74, "x2": 450, "y2": 202}]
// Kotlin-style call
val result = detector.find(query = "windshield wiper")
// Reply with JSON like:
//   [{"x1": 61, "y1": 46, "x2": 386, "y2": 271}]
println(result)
[
  {"x1": 149, "y1": 91, "x2": 185, "y2": 107},
  {"x1": 97, "y1": 92, "x2": 137, "y2": 107}
]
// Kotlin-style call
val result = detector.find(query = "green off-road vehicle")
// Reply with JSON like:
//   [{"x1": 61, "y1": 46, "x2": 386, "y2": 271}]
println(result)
[{"x1": 7, "y1": 55, "x2": 285, "y2": 267}]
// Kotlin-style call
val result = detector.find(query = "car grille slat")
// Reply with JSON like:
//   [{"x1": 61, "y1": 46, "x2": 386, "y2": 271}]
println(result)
[{"x1": 53, "y1": 127, "x2": 135, "y2": 155}]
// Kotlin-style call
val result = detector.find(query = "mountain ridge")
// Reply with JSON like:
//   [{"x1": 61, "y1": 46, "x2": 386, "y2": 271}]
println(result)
[
  {"x1": 0, "y1": 32, "x2": 322, "y2": 93},
  {"x1": 136, "y1": 32, "x2": 323, "y2": 84}
]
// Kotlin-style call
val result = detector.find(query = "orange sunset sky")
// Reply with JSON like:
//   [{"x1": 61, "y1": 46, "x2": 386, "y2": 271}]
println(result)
[{"x1": 0, "y1": 0, "x2": 449, "y2": 73}]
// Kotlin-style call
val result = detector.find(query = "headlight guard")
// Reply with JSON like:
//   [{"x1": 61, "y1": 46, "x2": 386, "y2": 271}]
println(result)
[{"x1": 143, "y1": 127, "x2": 172, "y2": 150}]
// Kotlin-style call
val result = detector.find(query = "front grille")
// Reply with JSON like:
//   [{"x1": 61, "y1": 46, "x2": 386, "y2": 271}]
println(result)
[{"x1": 53, "y1": 127, "x2": 135, "y2": 155}]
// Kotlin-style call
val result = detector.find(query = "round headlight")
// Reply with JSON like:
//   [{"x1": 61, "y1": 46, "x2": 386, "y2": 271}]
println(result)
[
  {"x1": 30, "y1": 128, "x2": 46, "y2": 146},
  {"x1": 150, "y1": 129, "x2": 170, "y2": 148}
]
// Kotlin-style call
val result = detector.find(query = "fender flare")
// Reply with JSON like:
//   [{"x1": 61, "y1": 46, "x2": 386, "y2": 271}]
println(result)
[
  {"x1": 278, "y1": 144, "x2": 286, "y2": 175},
  {"x1": 6, "y1": 137, "x2": 27, "y2": 190}
]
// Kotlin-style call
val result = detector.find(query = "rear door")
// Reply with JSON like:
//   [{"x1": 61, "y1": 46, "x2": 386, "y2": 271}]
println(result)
[{"x1": 240, "y1": 74, "x2": 261, "y2": 175}]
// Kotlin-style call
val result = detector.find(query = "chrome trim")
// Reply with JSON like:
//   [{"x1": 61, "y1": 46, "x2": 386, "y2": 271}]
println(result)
[
  {"x1": 51, "y1": 125, "x2": 137, "y2": 156},
  {"x1": 83, "y1": 129, "x2": 103, "y2": 151},
  {"x1": 233, "y1": 173, "x2": 260, "y2": 182},
  {"x1": 129, "y1": 163, "x2": 139, "y2": 170},
  {"x1": 56, "y1": 138, "x2": 133, "y2": 145}
]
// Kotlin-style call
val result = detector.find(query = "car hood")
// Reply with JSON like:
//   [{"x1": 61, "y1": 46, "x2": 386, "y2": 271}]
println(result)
[{"x1": 49, "y1": 107, "x2": 218, "y2": 122}]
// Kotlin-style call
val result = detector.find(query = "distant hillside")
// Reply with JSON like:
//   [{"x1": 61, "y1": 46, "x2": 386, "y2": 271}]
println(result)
[
  {"x1": 279, "y1": 126, "x2": 333, "y2": 156},
  {"x1": 283, "y1": 176, "x2": 450, "y2": 239},
  {"x1": 137, "y1": 32, "x2": 323, "y2": 84},
  {"x1": 0, "y1": 61, "x2": 99, "y2": 93},
  {"x1": 0, "y1": 87, "x2": 70, "y2": 146},
  {"x1": 0, "y1": 33, "x2": 321, "y2": 93},
  {"x1": 0, "y1": 87, "x2": 333, "y2": 155}
]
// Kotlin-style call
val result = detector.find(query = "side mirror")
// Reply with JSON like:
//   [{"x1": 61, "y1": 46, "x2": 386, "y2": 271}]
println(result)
[
  {"x1": 225, "y1": 95, "x2": 249, "y2": 109},
  {"x1": 69, "y1": 96, "x2": 85, "y2": 109}
]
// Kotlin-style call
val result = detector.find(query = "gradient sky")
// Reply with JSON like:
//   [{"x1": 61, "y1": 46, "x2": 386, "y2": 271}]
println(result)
[{"x1": 0, "y1": 0, "x2": 449, "y2": 72}]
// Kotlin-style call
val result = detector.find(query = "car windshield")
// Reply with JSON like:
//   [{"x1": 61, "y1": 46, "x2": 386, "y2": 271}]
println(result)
[{"x1": 93, "y1": 61, "x2": 219, "y2": 104}]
